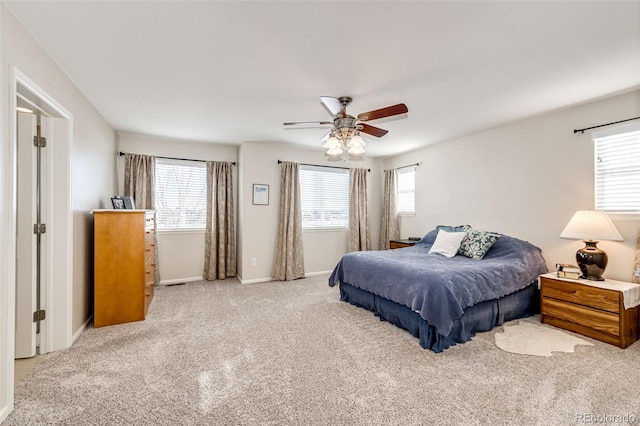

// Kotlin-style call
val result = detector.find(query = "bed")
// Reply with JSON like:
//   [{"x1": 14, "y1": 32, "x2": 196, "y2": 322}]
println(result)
[{"x1": 328, "y1": 228, "x2": 548, "y2": 352}]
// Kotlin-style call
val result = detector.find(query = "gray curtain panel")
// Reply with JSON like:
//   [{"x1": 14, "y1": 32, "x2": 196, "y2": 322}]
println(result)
[
  {"x1": 203, "y1": 161, "x2": 236, "y2": 280},
  {"x1": 124, "y1": 154, "x2": 156, "y2": 210},
  {"x1": 348, "y1": 168, "x2": 371, "y2": 252},
  {"x1": 379, "y1": 169, "x2": 400, "y2": 250},
  {"x1": 272, "y1": 161, "x2": 305, "y2": 281},
  {"x1": 123, "y1": 153, "x2": 160, "y2": 284}
]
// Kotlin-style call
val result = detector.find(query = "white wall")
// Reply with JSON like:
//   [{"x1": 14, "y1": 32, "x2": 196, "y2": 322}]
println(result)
[
  {"x1": 117, "y1": 136, "x2": 384, "y2": 285},
  {"x1": 383, "y1": 89, "x2": 640, "y2": 282},
  {"x1": 238, "y1": 141, "x2": 382, "y2": 283},
  {"x1": 117, "y1": 132, "x2": 238, "y2": 283},
  {"x1": 1, "y1": 5, "x2": 117, "y2": 422}
]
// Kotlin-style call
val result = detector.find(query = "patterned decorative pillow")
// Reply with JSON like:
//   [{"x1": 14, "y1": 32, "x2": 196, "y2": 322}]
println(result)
[
  {"x1": 458, "y1": 229, "x2": 501, "y2": 260},
  {"x1": 436, "y1": 224, "x2": 471, "y2": 233}
]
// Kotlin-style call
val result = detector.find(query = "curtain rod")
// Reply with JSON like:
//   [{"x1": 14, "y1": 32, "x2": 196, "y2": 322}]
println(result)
[
  {"x1": 277, "y1": 160, "x2": 370, "y2": 172},
  {"x1": 119, "y1": 151, "x2": 236, "y2": 166},
  {"x1": 396, "y1": 162, "x2": 420, "y2": 170},
  {"x1": 573, "y1": 116, "x2": 640, "y2": 134}
]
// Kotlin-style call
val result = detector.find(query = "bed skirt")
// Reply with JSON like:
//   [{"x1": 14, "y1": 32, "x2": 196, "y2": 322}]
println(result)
[{"x1": 338, "y1": 282, "x2": 539, "y2": 352}]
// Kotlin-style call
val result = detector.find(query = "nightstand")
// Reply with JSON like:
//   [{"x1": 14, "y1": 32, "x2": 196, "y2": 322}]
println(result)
[
  {"x1": 539, "y1": 273, "x2": 640, "y2": 348},
  {"x1": 389, "y1": 239, "x2": 417, "y2": 249}
]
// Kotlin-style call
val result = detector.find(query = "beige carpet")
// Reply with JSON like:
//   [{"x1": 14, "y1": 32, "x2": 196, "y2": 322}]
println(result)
[
  {"x1": 6, "y1": 274, "x2": 640, "y2": 425},
  {"x1": 495, "y1": 319, "x2": 594, "y2": 357}
]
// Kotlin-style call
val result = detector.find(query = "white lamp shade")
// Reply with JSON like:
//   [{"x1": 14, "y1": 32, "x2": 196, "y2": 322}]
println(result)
[{"x1": 559, "y1": 210, "x2": 623, "y2": 241}]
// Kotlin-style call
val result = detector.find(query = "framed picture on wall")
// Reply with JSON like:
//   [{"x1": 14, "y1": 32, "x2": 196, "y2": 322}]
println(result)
[
  {"x1": 111, "y1": 197, "x2": 126, "y2": 209},
  {"x1": 252, "y1": 184, "x2": 269, "y2": 205}
]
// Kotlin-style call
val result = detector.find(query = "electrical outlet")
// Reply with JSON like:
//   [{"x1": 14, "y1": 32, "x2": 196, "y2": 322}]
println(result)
[
  {"x1": 634, "y1": 268, "x2": 640, "y2": 278},
  {"x1": 251, "y1": 258, "x2": 257, "y2": 266}
]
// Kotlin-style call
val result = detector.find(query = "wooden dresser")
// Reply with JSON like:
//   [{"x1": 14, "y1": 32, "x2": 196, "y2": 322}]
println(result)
[
  {"x1": 93, "y1": 210, "x2": 156, "y2": 327},
  {"x1": 540, "y1": 274, "x2": 639, "y2": 348}
]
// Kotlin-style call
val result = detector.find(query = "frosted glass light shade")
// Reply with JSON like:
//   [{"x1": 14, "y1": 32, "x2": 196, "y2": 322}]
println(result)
[
  {"x1": 323, "y1": 136, "x2": 340, "y2": 149},
  {"x1": 559, "y1": 210, "x2": 623, "y2": 241},
  {"x1": 348, "y1": 145, "x2": 365, "y2": 155},
  {"x1": 348, "y1": 134, "x2": 366, "y2": 148},
  {"x1": 326, "y1": 146, "x2": 343, "y2": 156}
]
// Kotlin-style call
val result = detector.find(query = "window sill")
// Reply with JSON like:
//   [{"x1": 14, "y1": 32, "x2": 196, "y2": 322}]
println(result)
[
  {"x1": 302, "y1": 228, "x2": 349, "y2": 233},
  {"x1": 158, "y1": 228, "x2": 205, "y2": 235}
]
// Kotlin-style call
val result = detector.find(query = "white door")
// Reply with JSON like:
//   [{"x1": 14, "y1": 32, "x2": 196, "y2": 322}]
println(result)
[{"x1": 14, "y1": 111, "x2": 43, "y2": 359}]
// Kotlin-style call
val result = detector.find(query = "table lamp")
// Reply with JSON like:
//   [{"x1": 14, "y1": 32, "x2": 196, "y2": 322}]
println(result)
[{"x1": 559, "y1": 210, "x2": 623, "y2": 281}]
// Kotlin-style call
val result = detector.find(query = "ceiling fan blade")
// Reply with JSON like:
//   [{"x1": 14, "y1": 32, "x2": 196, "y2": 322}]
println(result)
[
  {"x1": 283, "y1": 121, "x2": 332, "y2": 127},
  {"x1": 320, "y1": 130, "x2": 332, "y2": 142},
  {"x1": 320, "y1": 96, "x2": 343, "y2": 117},
  {"x1": 359, "y1": 123, "x2": 388, "y2": 138},
  {"x1": 357, "y1": 103, "x2": 408, "y2": 122}
]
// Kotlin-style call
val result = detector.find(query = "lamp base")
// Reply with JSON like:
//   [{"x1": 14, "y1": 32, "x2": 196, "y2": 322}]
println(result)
[
  {"x1": 580, "y1": 275, "x2": 605, "y2": 281},
  {"x1": 576, "y1": 240, "x2": 607, "y2": 281}
]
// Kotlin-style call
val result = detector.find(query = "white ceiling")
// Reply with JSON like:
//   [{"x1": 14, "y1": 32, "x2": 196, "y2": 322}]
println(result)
[{"x1": 5, "y1": 1, "x2": 640, "y2": 158}]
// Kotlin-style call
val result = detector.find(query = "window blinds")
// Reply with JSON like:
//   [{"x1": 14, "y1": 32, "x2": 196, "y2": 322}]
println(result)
[
  {"x1": 299, "y1": 165, "x2": 349, "y2": 230},
  {"x1": 155, "y1": 159, "x2": 207, "y2": 229},
  {"x1": 594, "y1": 129, "x2": 640, "y2": 213},
  {"x1": 397, "y1": 166, "x2": 416, "y2": 215}
]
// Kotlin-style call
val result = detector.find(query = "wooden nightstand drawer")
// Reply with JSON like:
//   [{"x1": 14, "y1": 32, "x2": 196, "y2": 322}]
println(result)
[
  {"x1": 542, "y1": 298, "x2": 620, "y2": 336},
  {"x1": 541, "y1": 277, "x2": 619, "y2": 314}
]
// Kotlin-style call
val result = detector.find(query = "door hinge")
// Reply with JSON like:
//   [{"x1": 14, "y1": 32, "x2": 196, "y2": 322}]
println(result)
[
  {"x1": 33, "y1": 136, "x2": 47, "y2": 148},
  {"x1": 33, "y1": 310, "x2": 46, "y2": 323},
  {"x1": 33, "y1": 223, "x2": 46, "y2": 235}
]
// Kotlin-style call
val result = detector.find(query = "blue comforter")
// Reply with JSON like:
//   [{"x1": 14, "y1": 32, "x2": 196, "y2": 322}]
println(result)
[{"x1": 328, "y1": 230, "x2": 547, "y2": 337}]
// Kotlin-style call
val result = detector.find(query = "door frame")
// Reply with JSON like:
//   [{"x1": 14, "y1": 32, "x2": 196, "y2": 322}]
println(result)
[{"x1": 0, "y1": 66, "x2": 73, "y2": 420}]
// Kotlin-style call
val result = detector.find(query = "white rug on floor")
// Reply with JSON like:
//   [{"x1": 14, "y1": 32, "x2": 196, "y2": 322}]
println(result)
[{"x1": 495, "y1": 320, "x2": 594, "y2": 357}]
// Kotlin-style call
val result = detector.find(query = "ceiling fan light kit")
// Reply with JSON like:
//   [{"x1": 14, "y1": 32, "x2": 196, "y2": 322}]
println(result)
[{"x1": 284, "y1": 96, "x2": 408, "y2": 160}]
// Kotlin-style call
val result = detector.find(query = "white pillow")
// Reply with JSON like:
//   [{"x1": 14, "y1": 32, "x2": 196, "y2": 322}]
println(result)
[{"x1": 428, "y1": 230, "x2": 466, "y2": 258}]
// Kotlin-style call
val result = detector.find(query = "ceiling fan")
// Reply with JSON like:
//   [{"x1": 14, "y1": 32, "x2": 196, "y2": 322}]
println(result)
[{"x1": 283, "y1": 96, "x2": 408, "y2": 156}]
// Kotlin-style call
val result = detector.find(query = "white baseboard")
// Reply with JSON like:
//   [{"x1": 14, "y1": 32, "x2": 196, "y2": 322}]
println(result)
[
  {"x1": 72, "y1": 315, "x2": 93, "y2": 343},
  {"x1": 0, "y1": 406, "x2": 11, "y2": 424},
  {"x1": 239, "y1": 276, "x2": 272, "y2": 284},
  {"x1": 238, "y1": 270, "x2": 331, "y2": 284},
  {"x1": 304, "y1": 270, "x2": 332, "y2": 277},
  {"x1": 159, "y1": 276, "x2": 203, "y2": 285}
]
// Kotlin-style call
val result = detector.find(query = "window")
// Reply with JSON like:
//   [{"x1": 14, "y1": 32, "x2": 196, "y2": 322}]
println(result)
[
  {"x1": 594, "y1": 126, "x2": 640, "y2": 213},
  {"x1": 397, "y1": 166, "x2": 416, "y2": 215},
  {"x1": 299, "y1": 165, "x2": 349, "y2": 230},
  {"x1": 155, "y1": 159, "x2": 207, "y2": 230}
]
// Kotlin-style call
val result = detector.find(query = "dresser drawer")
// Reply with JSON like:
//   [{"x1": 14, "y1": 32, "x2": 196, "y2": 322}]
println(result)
[
  {"x1": 144, "y1": 237, "x2": 155, "y2": 262},
  {"x1": 542, "y1": 297, "x2": 620, "y2": 336},
  {"x1": 144, "y1": 282, "x2": 154, "y2": 315},
  {"x1": 145, "y1": 257, "x2": 155, "y2": 280},
  {"x1": 145, "y1": 211, "x2": 155, "y2": 230},
  {"x1": 541, "y1": 277, "x2": 620, "y2": 314}
]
